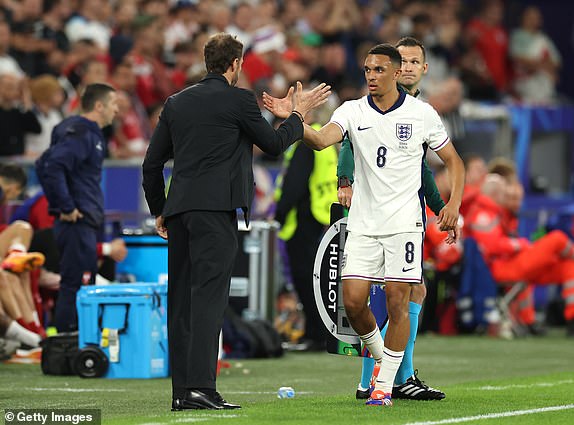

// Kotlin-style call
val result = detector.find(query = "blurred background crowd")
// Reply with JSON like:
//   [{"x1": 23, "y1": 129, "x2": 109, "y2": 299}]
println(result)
[{"x1": 0, "y1": 0, "x2": 571, "y2": 162}]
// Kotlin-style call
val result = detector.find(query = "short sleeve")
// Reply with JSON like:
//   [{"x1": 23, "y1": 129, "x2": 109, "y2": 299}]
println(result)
[
  {"x1": 328, "y1": 102, "x2": 352, "y2": 137},
  {"x1": 424, "y1": 104, "x2": 450, "y2": 152}
]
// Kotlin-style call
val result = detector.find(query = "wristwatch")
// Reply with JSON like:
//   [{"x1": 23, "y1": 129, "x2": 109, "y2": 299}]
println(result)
[{"x1": 338, "y1": 176, "x2": 352, "y2": 188}]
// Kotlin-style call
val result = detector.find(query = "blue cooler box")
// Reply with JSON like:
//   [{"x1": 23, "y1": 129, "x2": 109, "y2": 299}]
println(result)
[
  {"x1": 116, "y1": 235, "x2": 168, "y2": 283},
  {"x1": 77, "y1": 283, "x2": 169, "y2": 378}
]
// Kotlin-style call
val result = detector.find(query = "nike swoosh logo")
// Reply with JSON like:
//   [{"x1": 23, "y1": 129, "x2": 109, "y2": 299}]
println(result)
[
  {"x1": 402, "y1": 267, "x2": 415, "y2": 272},
  {"x1": 357, "y1": 126, "x2": 372, "y2": 131}
]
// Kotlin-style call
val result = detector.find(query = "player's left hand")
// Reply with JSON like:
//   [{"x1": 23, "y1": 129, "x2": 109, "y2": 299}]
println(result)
[
  {"x1": 337, "y1": 186, "x2": 353, "y2": 208},
  {"x1": 437, "y1": 202, "x2": 458, "y2": 231}
]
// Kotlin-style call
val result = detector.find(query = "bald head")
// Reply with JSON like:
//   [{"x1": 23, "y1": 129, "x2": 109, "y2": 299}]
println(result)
[
  {"x1": 0, "y1": 73, "x2": 23, "y2": 105},
  {"x1": 480, "y1": 173, "x2": 507, "y2": 206}
]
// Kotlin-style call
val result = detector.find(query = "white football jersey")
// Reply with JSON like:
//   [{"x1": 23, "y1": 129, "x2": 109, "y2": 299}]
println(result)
[{"x1": 330, "y1": 91, "x2": 450, "y2": 236}]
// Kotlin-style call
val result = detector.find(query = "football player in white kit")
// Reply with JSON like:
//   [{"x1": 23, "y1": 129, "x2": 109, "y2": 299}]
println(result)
[{"x1": 263, "y1": 43, "x2": 464, "y2": 407}]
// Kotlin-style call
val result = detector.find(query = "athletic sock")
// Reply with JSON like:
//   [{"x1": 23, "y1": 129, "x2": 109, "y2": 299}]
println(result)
[
  {"x1": 360, "y1": 357, "x2": 376, "y2": 390},
  {"x1": 360, "y1": 320, "x2": 389, "y2": 389},
  {"x1": 5, "y1": 320, "x2": 41, "y2": 347},
  {"x1": 7, "y1": 243, "x2": 27, "y2": 254},
  {"x1": 375, "y1": 347, "x2": 404, "y2": 395},
  {"x1": 359, "y1": 327, "x2": 384, "y2": 362},
  {"x1": 394, "y1": 302, "x2": 422, "y2": 385},
  {"x1": 32, "y1": 311, "x2": 41, "y2": 327}
]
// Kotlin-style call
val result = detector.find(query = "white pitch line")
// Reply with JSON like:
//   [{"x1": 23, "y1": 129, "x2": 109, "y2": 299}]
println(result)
[
  {"x1": 403, "y1": 404, "x2": 574, "y2": 425},
  {"x1": 225, "y1": 391, "x2": 313, "y2": 395},
  {"x1": 25, "y1": 387, "x2": 127, "y2": 392},
  {"x1": 170, "y1": 414, "x2": 241, "y2": 423},
  {"x1": 472, "y1": 380, "x2": 573, "y2": 391}
]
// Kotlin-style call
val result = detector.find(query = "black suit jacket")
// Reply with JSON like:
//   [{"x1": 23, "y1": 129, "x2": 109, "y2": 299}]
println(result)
[{"x1": 142, "y1": 74, "x2": 304, "y2": 224}]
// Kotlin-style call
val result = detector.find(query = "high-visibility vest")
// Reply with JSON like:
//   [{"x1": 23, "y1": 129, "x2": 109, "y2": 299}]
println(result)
[{"x1": 276, "y1": 139, "x2": 338, "y2": 241}]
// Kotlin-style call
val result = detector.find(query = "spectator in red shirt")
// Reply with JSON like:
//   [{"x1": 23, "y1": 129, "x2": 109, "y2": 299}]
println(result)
[
  {"x1": 129, "y1": 15, "x2": 175, "y2": 110},
  {"x1": 460, "y1": 154, "x2": 487, "y2": 218},
  {"x1": 109, "y1": 60, "x2": 152, "y2": 141},
  {"x1": 465, "y1": 0, "x2": 510, "y2": 93},
  {"x1": 109, "y1": 90, "x2": 147, "y2": 159},
  {"x1": 169, "y1": 40, "x2": 198, "y2": 91},
  {"x1": 242, "y1": 26, "x2": 285, "y2": 88}
]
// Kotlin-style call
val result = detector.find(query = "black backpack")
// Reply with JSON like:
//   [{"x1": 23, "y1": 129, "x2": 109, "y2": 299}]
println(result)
[
  {"x1": 40, "y1": 332, "x2": 80, "y2": 375},
  {"x1": 243, "y1": 318, "x2": 284, "y2": 358},
  {"x1": 222, "y1": 308, "x2": 283, "y2": 358}
]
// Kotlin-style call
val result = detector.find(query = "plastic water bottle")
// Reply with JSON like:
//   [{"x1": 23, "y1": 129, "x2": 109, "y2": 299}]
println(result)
[{"x1": 277, "y1": 386, "x2": 295, "y2": 399}]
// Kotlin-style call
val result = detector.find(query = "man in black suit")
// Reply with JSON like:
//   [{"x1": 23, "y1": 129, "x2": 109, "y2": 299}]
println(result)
[{"x1": 142, "y1": 32, "x2": 330, "y2": 411}]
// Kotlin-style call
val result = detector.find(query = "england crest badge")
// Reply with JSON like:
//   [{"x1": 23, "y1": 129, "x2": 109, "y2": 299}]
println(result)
[{"x1": 396, "y1": 123, "x2": 412, "y2": 141}]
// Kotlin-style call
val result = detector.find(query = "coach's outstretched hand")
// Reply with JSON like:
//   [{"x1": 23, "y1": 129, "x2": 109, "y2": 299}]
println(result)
[{"x1": 263, "y1": 81, "x2": 331, "y2": 121}]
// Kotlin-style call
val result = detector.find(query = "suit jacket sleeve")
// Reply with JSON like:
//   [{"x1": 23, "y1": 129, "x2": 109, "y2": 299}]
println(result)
[
  {"x1": 237, "y1": 90, "x2": 303, "y2": 156},
  {"x1": 142, "y1": 98, "x2": 174, "y2": 217}
]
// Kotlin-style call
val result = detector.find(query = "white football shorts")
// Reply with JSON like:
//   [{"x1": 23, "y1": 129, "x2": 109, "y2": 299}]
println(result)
[{"x1": 341, "y1": 231, "x2": 423, "y2": 284}]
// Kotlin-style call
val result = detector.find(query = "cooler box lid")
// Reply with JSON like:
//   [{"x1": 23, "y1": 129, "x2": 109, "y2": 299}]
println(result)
[
  {"x1": 122, "y1": 235, "x2": 167, "y2": 245},
  {"x1": 79, "y1": 283, "x2": 166, "y2": 298}
]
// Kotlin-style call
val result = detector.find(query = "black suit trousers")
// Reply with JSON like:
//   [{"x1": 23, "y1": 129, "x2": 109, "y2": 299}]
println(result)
[{"x1": 166, "y1": 210, "x2": 238, "y2": 398}]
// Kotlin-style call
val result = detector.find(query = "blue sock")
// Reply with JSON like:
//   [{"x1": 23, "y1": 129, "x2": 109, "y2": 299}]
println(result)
[
  {"x1": 359, "y1": 322, "x2": 389, "y2": 389},
  {"x1": 360, "y1": 356, "x2": 375, "y2": 389},
  {"x1": 394, "y1": 302, "x2": 422, "y2": 385}
]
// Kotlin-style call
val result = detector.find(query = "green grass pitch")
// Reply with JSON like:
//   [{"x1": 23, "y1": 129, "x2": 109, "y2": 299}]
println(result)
[{"x1": 1, "y1": 332, "x2": 573, "y2": 424}]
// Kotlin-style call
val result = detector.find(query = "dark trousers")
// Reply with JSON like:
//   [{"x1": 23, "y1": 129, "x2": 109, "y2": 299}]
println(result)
[
  {"x1": 53, "y1": 220, "x2": 97, "y2": 332},
  {"x1": 30, "y1": 228, "x2": 116, "y2": 280},
  {"x1": 166, "y1": 210, "x2": 238, "y2": 399}
]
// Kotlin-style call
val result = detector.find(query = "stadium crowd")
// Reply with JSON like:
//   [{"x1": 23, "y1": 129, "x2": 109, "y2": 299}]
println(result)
[
  {"x1": 0, "y1": 0, "x2": 572, "y2": 360},
  {"x1": 0, "y1": 0, "x2": 567, "y2": 160}
]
